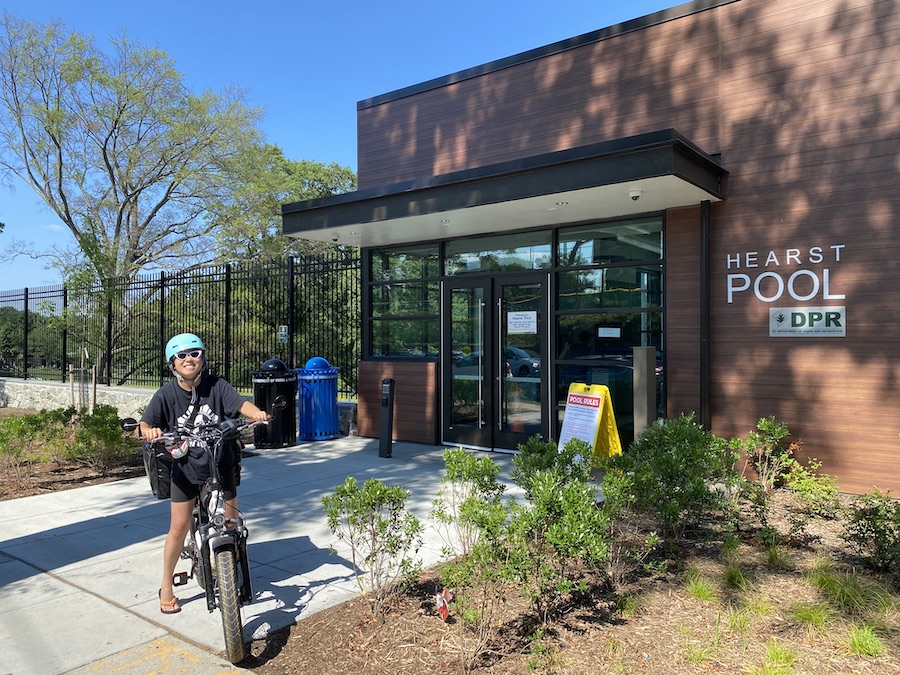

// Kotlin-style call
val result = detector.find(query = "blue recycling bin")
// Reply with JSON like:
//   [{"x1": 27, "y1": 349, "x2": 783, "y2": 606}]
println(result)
[{"x1": 297, "y1": 356, "x2": 340, "y2": 440}]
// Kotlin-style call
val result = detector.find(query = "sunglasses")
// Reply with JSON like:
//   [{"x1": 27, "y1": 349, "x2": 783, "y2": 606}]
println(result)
[{"x1": 174, "y1": 350, "x2": 204, "y2": 360}]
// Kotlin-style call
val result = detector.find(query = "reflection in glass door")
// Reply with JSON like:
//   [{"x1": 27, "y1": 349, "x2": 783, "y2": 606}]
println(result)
[
  {"x1": 443, "y1": 274, "x2": 547, "y2": 450},
  {"x1": 445, "y1": 281, "x2": 490, "y2": 448},
  {"x1": 495, "y1": 277, "x2": 546, "y2": 449}
]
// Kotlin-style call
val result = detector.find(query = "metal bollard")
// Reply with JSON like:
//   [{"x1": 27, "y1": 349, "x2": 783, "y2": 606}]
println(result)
[{"x1": 379, "y1": 378, "x2": 395, "y2": 458}]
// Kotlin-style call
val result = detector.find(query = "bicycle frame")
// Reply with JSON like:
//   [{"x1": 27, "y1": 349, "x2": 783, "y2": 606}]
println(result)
[
  {"x1": 122, "y1": 395, "x2": 284, "y2": 664},
  {"x1": 184, "y1": 432, "x2": 253, "y2": 612}
]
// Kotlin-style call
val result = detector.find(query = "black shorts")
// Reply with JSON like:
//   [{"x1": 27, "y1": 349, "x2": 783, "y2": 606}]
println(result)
[{"x1": 170, "y1": 463, "x2": 237, "y2": 503}]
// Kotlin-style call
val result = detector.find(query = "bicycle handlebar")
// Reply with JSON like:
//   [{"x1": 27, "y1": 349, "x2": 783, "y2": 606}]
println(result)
[
  {"x1": 120, "y1": 416, "x2": 267, "y2": 449},
  {"x1": 152, "y1": 419, "x2": 266, "y2": 445}
]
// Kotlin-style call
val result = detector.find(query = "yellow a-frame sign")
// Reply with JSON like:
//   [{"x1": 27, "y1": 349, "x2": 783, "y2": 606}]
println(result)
[{"x1": 557, "y1": 383, "x2": 622, "y2": 458}]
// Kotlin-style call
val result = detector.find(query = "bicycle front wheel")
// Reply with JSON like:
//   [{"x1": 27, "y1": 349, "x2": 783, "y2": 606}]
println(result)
[{"x1": 215, "y1": 548, "x2": 246, "y2": 664}]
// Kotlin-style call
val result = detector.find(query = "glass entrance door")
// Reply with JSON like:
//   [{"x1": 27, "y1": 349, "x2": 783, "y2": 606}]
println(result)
[{"x1": 443, "y1": 274, "x2": 547, "y2": 450}]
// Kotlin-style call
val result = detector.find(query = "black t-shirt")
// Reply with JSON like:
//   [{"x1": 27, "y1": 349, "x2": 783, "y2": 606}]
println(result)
[{"x1": 141, "y1": 375, "x2": 247, "y2": 485}]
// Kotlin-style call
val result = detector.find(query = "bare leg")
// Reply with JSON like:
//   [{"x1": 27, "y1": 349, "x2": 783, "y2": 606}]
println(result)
[
  {"x1": 161, "y1": 498, "x2": 195, "y2": 605},
  {"x1": 225, "y1": 496, "x2": 239, "y2": 524}
]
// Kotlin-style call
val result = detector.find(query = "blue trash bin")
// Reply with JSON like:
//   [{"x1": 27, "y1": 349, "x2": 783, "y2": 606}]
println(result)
[{"x1": 297, "y1": 357, "x2": 340, "y2": 440}]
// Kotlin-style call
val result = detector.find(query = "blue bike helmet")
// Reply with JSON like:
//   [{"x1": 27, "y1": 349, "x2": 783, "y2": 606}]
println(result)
[{"x1": 165, "y1": 333, "x2": 206, "y2": 362}]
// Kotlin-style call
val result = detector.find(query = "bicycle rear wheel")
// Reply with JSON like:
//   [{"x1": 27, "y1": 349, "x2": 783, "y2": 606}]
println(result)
[{"x1": 215, "y1": 548, "x2": 246, "y2": 663}]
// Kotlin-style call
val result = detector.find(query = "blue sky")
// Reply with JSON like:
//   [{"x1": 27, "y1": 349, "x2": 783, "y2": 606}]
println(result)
[{"x1": 0, "y1": 0, "x2": 678, "y2": 290}]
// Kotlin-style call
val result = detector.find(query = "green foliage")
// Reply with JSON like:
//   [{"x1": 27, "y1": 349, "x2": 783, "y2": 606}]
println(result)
[
  {"x1": 765, "y1": 544, "x2": 793, "y2": 571},
  {"x1": 0, "y1": 406, "x2": 139, "y2": 477},
  {"x1": 739, "y1": 416, "x2": 794, "y2": 493},
  {"x1": 511, "y1": 435, "x2": 593, "y2": 499},
  {"x1": 847, "y1": 623, "x2": 884, "y2": 657},
  {"x1": 507, "y1": 441, "x2": 611, "y2": 623},
  {"x1": 322, "y1": 477, "x2": 423, "y2": 617},
  {"x1": 757, "y1": 639, "x2": 796, "y2": 673},
  {"x1": 843, "y1": 489, "x2": 900, "y2": 574},
  {"x1": 431, "y1": 447, "x2": 507, "y2": 558},
  {"x1": 684, "y1": 568, "x2": 716, "y2": 602},
  {"x1": 806, "y1": 567, "x2": 895, "y2": 616},
  {"x1": 604, "y1": 414, "x2": 739, "y2": 540},
  {"x1": 723, "y1": 561, "x2": 754, "y2": 592},
  {"x1": 526, "y1": 628, "x2": 562, "y2": 674},
  {"x1": 72, "y1": 405, "x2": 135, "y2": 471},
  {"x1": 210, "y1": 144, "x2": 357, "y2": 264},
  {"x1": 440, "y1": 537, "x2": 511, "y2": 674},
  {"x1": 597, "y1": 461, "x2": 661, "y2": 593},
  {"x1": 782, "y1": 457, "x2": 842, "y2": 538},
  {"x1": 436, "y1": 437, "x2": 612, "y2": 629},
  {"x1": 0, "y1": 14, "x2": 264, "y2": 282},
  {"x1": 789, "y1": 601, "x2": 833, "y2": 636}
]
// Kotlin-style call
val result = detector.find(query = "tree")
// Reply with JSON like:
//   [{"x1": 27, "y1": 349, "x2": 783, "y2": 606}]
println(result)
[
  {"x1": 0, "y1": 13, "x2": 263, "y2": 284},
  {"x1": 209, "y1": 143, "x2": 357, "y2": 264}
]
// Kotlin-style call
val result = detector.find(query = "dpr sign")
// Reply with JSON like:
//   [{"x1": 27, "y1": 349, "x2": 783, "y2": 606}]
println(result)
[{"x1": 769, "y1": 306, "x2": 846, "y2": 337}]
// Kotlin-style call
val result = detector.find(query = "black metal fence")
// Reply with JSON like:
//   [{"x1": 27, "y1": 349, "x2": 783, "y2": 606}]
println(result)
[{"x1": 0, "y1": 249, "x2": 362, "y2": 396}]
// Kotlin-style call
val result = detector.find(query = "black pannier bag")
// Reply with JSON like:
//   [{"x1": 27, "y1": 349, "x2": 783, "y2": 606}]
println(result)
[{"x1": 142, "y1": 442, "x2": 173, "y2": 499}]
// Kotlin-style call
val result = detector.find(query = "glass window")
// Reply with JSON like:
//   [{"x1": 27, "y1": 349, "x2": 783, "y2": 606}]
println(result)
[
  {"x1": 371, "y1": 246, "x2": 440, "y2": 281},
  {"x1": 557, "y1": 312, "x2": 662, "y2": 361},
  {"x1": 558, "y1": 217, "x2": 662, "y2": 267},
  {"x1": 558, "y1": 265, "x2": 662, "y2": 310},
  {"x1": 446, "y1": 231, "x2": 552, "y2": 275},
  {"x1": 371, "y1": 318, "x2": 439, "y2": 357},
  {"x1": 371, "y1": 282, "x2": 439, "y2": 316},
  {"x1": 368, "y1": 246, "x2": 440, "y2": 358}
]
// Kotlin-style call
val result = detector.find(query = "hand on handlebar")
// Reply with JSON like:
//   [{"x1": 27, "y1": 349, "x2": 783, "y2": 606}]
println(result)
[{"x1": 247, "y1": 410, "x2": 271, "y2": 423}]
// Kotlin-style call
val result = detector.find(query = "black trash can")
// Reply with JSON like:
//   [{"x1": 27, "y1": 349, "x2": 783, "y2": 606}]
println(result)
[
  {"x1": 251, "y1": 359, "x2": 297, "y2": 448},
  {"x1": 297, "y1": 356, "x2": 340, "y2": 441}
]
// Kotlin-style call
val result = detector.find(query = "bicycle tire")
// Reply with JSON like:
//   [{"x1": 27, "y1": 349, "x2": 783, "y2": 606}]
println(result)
[{"x1": 215, "y1": 548, "x2": 246, "y2": 664}]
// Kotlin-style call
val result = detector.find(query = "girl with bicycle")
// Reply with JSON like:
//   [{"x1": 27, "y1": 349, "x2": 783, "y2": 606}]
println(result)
[{"x1": 140, "y1": 332, "x2": 269, "y2": 615}]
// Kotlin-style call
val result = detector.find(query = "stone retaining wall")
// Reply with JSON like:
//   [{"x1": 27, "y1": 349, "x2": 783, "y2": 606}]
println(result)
[
  {"x1": 0, "y1": 378, "x2": 152, "y2": 419},
  {"x1": 0, "y1": 378, "x2": 357, "y2": 437}
]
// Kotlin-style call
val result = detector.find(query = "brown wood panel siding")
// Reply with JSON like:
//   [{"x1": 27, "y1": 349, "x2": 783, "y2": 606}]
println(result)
[
  {"x1": 357, "y1": 361, "x2": 438, "y2": 444},
  {"x1": 664, "y1": 206, "x2": 702, "y2": 417},
  {"x1": 708, "y1": 0, "x2": 900, "y2": 494},
  {"x1": 356, "y1": 11, "x2": 723, "y2": 189},
  {"x1": 351, "y1": 0, "x2": 899, "y2": 493}
]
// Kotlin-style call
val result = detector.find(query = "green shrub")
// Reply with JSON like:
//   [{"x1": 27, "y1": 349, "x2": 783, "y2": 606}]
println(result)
[
  {"x1": 432, "y1": 449, "x2": 513, "y2": 671},
  {"x1": 322, "y1": 476, "x2": 423, "y2": 617},
  {"x1": 782, "y1": 456, "x2": 841, "y2": 539},
  {"x1": 740, "y1": 416, "x2": 794, "y2": 493},
  {"x1": 784, "y1": 457, "x2": 840, "y2": 519},
  {"x1": 506, "y1": 439, "x2": 611, "y2": 623},
  {"x1": 843, "y1": 489, "x2": 900, "y2": 574},
  {"x1": 511, "y1": 435, "x2": 593, "y2": 499},
  {"x1": 73, "y1": 405, "x2": 136, "y2": 471},
  {"x1": 0, "y1": 407, "x2": 77, "y2": 466},
  {"x1": 431, "y1": 448, "x2": 507, "y2": 558},
  {"x1": 605, "y1": 413, "x2": 739, "y2": 540},
  {"x1": 597, "y1": 462, "x2": 662, "y2": 593},
  {"x1": 507, "y1": 468, "x2": 609, "y2": 624}
]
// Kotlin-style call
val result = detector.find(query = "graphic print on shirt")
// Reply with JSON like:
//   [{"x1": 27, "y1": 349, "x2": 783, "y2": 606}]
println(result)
[{"x1": 178, "y1": 403, "x2": 219, "y2": 450}]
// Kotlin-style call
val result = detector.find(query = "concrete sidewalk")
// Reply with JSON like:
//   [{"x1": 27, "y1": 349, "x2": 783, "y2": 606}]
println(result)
[{"x1": 0, "y1": 437, "x2": 517, "y2": 675}]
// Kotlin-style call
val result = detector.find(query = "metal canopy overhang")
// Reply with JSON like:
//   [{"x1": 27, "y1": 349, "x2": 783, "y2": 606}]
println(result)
[{"x1": 281, "y1": 129, "x2": 727, "y2": 248}]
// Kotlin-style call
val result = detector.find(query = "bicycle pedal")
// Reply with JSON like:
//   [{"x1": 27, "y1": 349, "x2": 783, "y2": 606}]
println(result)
[{"x1": 173, "y1": 571, "x2": 189, "y2": 587}]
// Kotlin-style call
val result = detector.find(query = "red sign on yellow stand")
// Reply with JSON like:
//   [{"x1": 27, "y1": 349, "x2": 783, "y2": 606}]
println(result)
[{"x1": 557, "y1": 383, "x2": 622, "y2": 458}]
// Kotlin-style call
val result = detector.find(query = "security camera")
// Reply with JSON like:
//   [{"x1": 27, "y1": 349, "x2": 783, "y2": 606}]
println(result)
[{"x1": 629, "y1": 189, "x2": 642, "y2": 201}]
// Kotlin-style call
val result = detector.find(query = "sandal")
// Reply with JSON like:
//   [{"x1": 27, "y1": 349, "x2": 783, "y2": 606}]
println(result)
[{"x1": 158, "y1": 589, "x2": 181, "y2": 614}]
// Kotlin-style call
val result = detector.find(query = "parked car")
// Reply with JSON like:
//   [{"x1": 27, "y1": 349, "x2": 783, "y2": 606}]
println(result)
[
  {"x1": 453, "y1": 349, "x2": 538, "y2": 378},
  {"x1": 504, "y1": 347, "x2": 541, "y2": 377}
]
